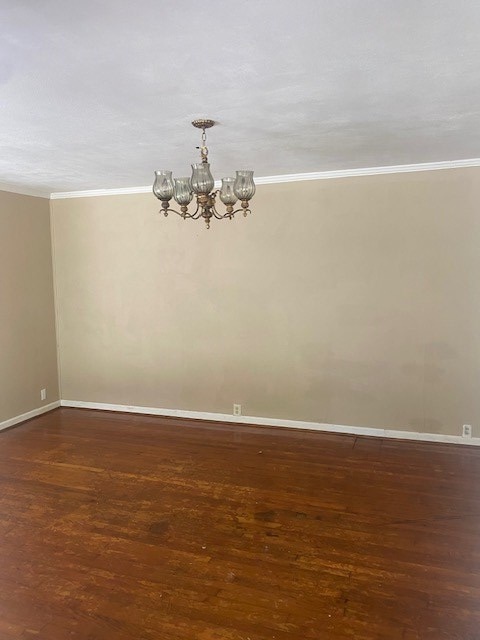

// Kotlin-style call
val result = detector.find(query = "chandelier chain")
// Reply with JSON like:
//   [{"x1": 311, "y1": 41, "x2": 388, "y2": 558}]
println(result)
[{"x1": 198, "y1": 127, "x2": 208, "y2": 162}]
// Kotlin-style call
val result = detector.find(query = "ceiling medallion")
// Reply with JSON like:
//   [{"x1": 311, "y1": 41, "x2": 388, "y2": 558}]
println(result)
[{"x1": 153, "y1": 120, "x2": 255, "y2": 229}]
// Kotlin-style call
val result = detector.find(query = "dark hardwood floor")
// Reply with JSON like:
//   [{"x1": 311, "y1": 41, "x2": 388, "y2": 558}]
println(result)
[{"x1": 0, "y1": 408, "x2": 479, "y2": 639}]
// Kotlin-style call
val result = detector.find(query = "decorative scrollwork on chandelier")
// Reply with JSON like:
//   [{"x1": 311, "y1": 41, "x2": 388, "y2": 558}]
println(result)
[{"x1": 153, "y1": 119, "x2": 255, "y2": 229}]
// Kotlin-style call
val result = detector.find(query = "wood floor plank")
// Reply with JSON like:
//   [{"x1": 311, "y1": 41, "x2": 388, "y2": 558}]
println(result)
[{"x1": 1, "y1": 407, "x2": 479, "y2": 639}]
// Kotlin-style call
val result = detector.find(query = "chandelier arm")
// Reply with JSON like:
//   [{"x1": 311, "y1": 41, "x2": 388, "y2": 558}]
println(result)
[
  {"x1": 181, "y1": 208, "x2": 196, "y2": 219},
  {"x1": 161, "y1": 206, "x2": 187, "y2": 218},
  {"x1": 213, "y1": 201, "x2": 243, "y2": 220},
  {"x1": 188, "y1": 202, "x2": 203, "y2": 219},
  {"x1": 160, "y1": 201, "x2": 203, "y2": 219},
  {"x1": 210, "y1": 203, "x2": 229, "y2": 219},
  {"x1": 230, "y1": 206, "x2": 251, "y2": 217}
]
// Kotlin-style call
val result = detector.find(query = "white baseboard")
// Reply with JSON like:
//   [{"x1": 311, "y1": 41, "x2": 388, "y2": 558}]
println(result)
[
  {"x1": 60, "y1": 400, "x2": 480, "y2": 447},
  {"x1": 0, "y1": 401, "x2": 61, "y2": 432},
  {"x1": 3, "y1": 398, "x2": 477, "y2": 447}
]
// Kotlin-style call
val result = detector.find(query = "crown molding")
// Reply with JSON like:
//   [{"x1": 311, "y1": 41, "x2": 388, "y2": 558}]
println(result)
[
  {"x1": 50, "y1": 185, "x2": 153, "y2": 199},
  {"x1": 255, "y1": 157, "x2": 480, "y2": 184},
  {"x1": 0, "y1": 183, "x2": 50, "y2": 199},
  {"x1": 48, "y1": 157, "x2": 480, "y2": 200}
]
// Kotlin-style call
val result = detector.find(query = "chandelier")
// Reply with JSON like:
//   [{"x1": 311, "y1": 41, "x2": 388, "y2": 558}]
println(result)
[{"x1": 153, "y1": 119, "x2": 255, "y2": 229}]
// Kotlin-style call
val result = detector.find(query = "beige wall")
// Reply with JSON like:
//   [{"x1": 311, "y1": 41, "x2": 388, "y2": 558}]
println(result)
[
  {"x1": 0, "y1": 190, "x2": 59, "y2": 423},
  {"x1": 51, "y1": 168, "x2": 480, "y2": 436}
]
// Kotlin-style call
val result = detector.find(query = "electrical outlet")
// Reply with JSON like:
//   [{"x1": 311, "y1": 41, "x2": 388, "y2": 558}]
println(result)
[
  {"x1": 40, "y1": 388, "x2": 47, "y2": 401},
  {"x1": 233, "y1": 404, "x2": 242, "y2": 416},
  {"x1": 462, "y1": 424, "x2": 472, "y2": 438}
]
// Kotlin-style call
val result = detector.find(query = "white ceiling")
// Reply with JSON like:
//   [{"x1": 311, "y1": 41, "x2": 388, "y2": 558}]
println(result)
[{"x1": 1, "y1": 0, "x2": 479, "y2": 196}]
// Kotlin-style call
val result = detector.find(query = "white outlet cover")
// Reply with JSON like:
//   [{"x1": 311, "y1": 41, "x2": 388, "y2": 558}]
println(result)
[{"x1": 462, "y1": 424, "x2": 472, "y2": 438}]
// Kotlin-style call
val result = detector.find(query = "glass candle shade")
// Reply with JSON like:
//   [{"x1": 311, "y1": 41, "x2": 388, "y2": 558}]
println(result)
[
  {"x1": 233, "y1": 170, "x2": 255, "y2": 201},
  {"x1": 153, "y1": 170, "x2": 174, "y2": 201},
  {"x1": 190, "y1": 162, "x2": 214, "y2": 195},
  {"x1": 173, "y1": 177, "x2": 193, "y2": 205},
  {"x1": 219, "y1": 177, "x2": 237, "y2": 205}
]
